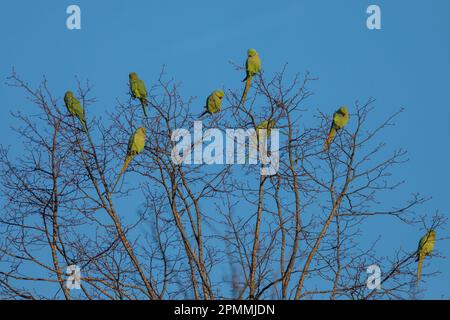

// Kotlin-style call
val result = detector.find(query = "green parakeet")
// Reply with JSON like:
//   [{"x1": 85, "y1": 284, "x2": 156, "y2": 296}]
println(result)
[
  {"x1": 240, "y1": 49, "x2": 261, "y2": 108},
  {"x1": 416, "y1": 229, "x2": 436, "y2": 287},
  {"x1": 129, "y1": 72, "x2": 148, "y2": 118},
  {"x1": 199, "y1": 90, "x2": 225, "y2": 118},
  {"x1": 248, "y1": 119, "x2": 276, "y2": 161},
  {"x1": 324, "y1": 106, "x2": 350, "y2": 151},
  {"x1": 112, "y1": 127, "x2": 147, "y2": 191},
  {"x1": 256, "y1": 119, "x2": 276, "y2": 136},
  {"x1": 64, "y1": 91, "x2": 88, "y2": 132}
]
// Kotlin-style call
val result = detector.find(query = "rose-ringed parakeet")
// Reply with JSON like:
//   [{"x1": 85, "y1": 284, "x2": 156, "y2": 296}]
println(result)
[
  {"x1": 416, "y1": 229, "x2": 436, "y2": 287},
  {"x1": 112, "y1": 127, "x2": 147, "y2": 191},
  {"x1": 248, "y1": 119, "x2": 276, "y2": 161},
  {"x1": 240, "y1": 49, "x2": 261, "y2": 108},
  {"x1": 199, "y1": 90, "x2": 225, "y2": 118},
  {"x1": 324, "y1": 106, "x2": 349, "y2": 151},
  {"x1": 129, "y1": 72, "x2": 148, "y2": 118},
  {"x1": 256, "y1": 119, "x2": 276, "y2": 136},
  {"x1": 64, "y1": 91, "x2": 88, "y2": 132}
]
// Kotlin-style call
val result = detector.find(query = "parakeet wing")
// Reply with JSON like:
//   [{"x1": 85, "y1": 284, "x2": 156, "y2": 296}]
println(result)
[
  {"x1": 130, "y1": 79, "x2": 141, "y2": 99},
  {"x1": 73, "y1": 100, "x2": 85, "y2": 121},
  {"x1": 418, "y1": 231, "x2": 436, "y2": 255},
  {"x1": 127, "y1": 131, "x2": 137, "y2": 154},
  {"x1": 332, "y1": 112, "x2": 342, "y2": 128},
  {"x1": 64, "y1": 95, "x2": 74, "y2": 114},
  {"x1": 133, "y1": 129, "x2": 146, "y2": 153},
  {"x1": 247, "y1": 55, "x2": 261, "y2": 76},
  {"x1": 418, "y1": 236, "x2": 426, "y2": 252},
  {"x1": 137, "y1": 79, "x2": 147, "y2": 98},
  {"x1": 207, "y1": 94, "x2": 221, "y2": 114},
  {"x1": 333, "y1": 112, "x2": 349, "y2": 130}
]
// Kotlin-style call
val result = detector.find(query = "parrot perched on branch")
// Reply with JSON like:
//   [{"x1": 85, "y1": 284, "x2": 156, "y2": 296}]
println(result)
[
  {"x1": 112, "y1": 127, "x2": 147, "y2": 192},
  {"x1": 256, "y1": 119, "x2": 276, "y2": 136},
  {"x1": 323, "y1": 106, "x2": 349, "y2": 151},
  {"x1": 416, "y1": 229, "x2": 436, "y2": 287},
  {"x1": 248, "y1": 119, "x2": 276, "y2": 161},
  {"x1": 239, "y1": 48, "x2": 261, "y2": 108},
  {"x1": 64, "y1": 91, "x2": 88, "y2": 132},
  {"x1": 129, "y1": 72, "x2": 148, "y2": 118},
  {"x1": 199, "y1": 90, "x2": 225, "y2": 118}
]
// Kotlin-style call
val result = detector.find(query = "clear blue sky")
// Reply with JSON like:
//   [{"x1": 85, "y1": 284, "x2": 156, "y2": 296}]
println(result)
[{"x1": 0, "y1": 0, "x2": 449, "y2": 299}]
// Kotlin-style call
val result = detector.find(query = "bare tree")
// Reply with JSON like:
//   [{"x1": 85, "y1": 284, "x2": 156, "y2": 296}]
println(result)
[{"x1": 0, "y1": 65, "x2": 445, "y2": 300}]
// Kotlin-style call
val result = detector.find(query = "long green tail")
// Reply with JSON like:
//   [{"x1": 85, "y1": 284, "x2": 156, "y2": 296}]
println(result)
[
  {"x1": 324, "y1": 127, "x2": 336, "y2": 151},
  {"x1": 140, "y1": 98, "x2": 148, "y2": 118},
  {"x1": 81, "y1": 119, "x2": 88, "y2": 133},
  {"x1": 416, "y1": 255, "x2": 424, "y2": 288},
  {"x1": 112, "y1": 156, "x2": 132, "y2": 192},
  {"x1": 240, "y1": 75, "x2": 253, "y2": 108}
]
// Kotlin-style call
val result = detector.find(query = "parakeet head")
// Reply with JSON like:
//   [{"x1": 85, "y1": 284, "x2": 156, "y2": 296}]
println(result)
[
  {"x1": 129, "y1": 72, "x2": 138, "y2": 80},
  {"x1": 65, "y1": 91, "x2": 74, "y2": 98},
  {"x1": 247, "y1": 48, "x2": 258, "y2": 57},
  {"x1": 339, "y1": 106, "x2": 348, "y2": 115},
  {"x1": 214, "y1": 90, "x2": 225, "y2": 99},
  {"x1": 137, "y1": 127, "x2": 146, "y2": 136},
  {"x1": 257, "y1": 119, "x2": 275, "y2": 129},
  {"x1": 427, "y1": 230, "x2": 437, "y2": 239}
]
